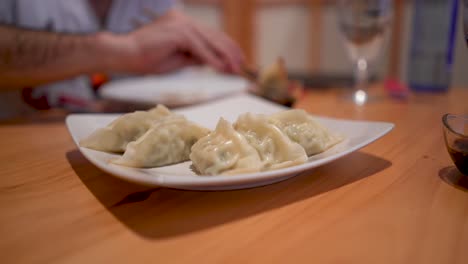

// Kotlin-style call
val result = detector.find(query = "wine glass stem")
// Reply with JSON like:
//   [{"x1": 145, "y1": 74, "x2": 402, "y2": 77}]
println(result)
[
  {"x1": 353, "y1": 58, "x2": 369, "y2": 105},
  {"x1": 355, "y1": 58, "x2": 369, "y2": 91}
]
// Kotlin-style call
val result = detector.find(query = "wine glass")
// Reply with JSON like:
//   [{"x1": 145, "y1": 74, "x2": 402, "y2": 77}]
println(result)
[{"x1": 336, "y1": 0, "x2": 393, "y2": 105}]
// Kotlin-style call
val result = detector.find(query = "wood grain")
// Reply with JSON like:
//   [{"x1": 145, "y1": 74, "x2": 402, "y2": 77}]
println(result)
[
  {"x1": 222, "y1": 0, "x2": 256, "y2": 64},
  {"x1": 308, "y1": 0, "x2": 323, "y2": 73},
  {"x1": 1, "y1": 87, "x2": 468, "y2": 264},
  {"x1": 388, "y1": 0, "x2": 404, "y2": 78}
]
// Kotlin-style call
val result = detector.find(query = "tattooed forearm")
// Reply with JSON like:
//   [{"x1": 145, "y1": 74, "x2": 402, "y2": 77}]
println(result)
[
  {"x1": 0, "y1": 25, "x2": 97, "y2": 68},
  {"x1": 0, "y1": 25, "x2": 117, "y2": 89},
  {"x1": 2, "y1": 26, "x2": 63, "y2": 68}
]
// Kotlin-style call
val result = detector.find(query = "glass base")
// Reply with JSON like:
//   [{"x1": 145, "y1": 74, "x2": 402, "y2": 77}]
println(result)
[{"x1": 339, "y1": 88, "x2": 385, "y2": 105}]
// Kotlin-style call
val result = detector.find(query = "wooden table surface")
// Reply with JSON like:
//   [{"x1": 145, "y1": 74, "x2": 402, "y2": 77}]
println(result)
[{"x1": 1, "y1": 87, "x2": 468, "y2": 264}]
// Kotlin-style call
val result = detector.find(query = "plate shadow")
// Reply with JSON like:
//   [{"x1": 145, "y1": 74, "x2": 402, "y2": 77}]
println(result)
[{"x1": 66, "y1": 150, "x2": 391, "y2": 239}]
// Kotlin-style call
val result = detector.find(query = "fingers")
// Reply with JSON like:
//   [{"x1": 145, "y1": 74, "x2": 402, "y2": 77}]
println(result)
[
  {"x1": 190, "y1": 23, "x2": 245, "y2": 74},
  {"x1": 132, "y1": 10, "x2": 245, "y2": 75},
  {"x1": 177, "y1": 27, "x2": 226, "y2": 72},
  {"x1": 164, "y1": 12, "x2": 244, "y2": 74}
]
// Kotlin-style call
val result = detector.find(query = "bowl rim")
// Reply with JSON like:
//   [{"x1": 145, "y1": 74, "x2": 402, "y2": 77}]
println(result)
[{"x1": 442, "y1": 113, "x2": 468, "y2": 138}]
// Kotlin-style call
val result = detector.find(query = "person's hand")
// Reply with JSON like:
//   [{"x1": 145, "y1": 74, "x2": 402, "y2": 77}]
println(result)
[{"x1": 110, "y1": 10, "x2": 245, "y2": 75}]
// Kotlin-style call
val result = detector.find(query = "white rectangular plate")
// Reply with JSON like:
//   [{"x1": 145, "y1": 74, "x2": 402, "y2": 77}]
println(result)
[
  {"x1": 66, "y1": 94, "x2": 394, "y2": 190},
  {"x1": 99, "y1": 71, "x2": 248, "y2": 107}
]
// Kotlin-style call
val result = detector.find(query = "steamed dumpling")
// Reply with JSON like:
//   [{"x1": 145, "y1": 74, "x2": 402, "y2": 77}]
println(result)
[
  {"x1": 269, "y1": 109, "x2": 342, "y2": 156},
  {"x1": 111, "y1": 115, "x2": 210, "y2": 168},
  {"x1": 234, "y1": 113, "x2": 307, "y2": 170},
  {"x1": 190, "y1": 118, "x2": 263, "y2": 175},
  {"x1": 80, "y1": 105, "x2": 171, "y2": 153}
]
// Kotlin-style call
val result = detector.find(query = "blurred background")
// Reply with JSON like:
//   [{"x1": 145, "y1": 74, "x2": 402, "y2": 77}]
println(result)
[
  {"x1": 184, "y1": 0, "x2": 468, "y2": 86},
  {"x1": 1, "y1": 0, "x2": 466, "y2": 120}
]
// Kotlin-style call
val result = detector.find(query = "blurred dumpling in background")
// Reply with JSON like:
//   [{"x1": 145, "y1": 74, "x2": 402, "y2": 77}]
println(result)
[
  {"x1": 79, "y1": 105, "x2": 171, "y2": 153},
  {"x1": 190, "y1": 118, "x2": 263, "y2": 175},
  {"x1": 258, "y1": 58, "x2": 290, "y2": 102},
  {"x1": 234, "y1": 113, "x2": 307, "y2": 170},
  {"x1": 112, "y1": 115, "x2": 210, "y2": 168},
  {"x1": 269, "y1": 109, "x2": 343, "y2": 156},
  {"x1": 251, "y1": 57, "x2": 304, "y2": 106}
]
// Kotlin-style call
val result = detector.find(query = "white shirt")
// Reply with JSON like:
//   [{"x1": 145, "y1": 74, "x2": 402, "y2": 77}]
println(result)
[{"x1": 0, "y1": 0, "x2": 177, "y2": 111}]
